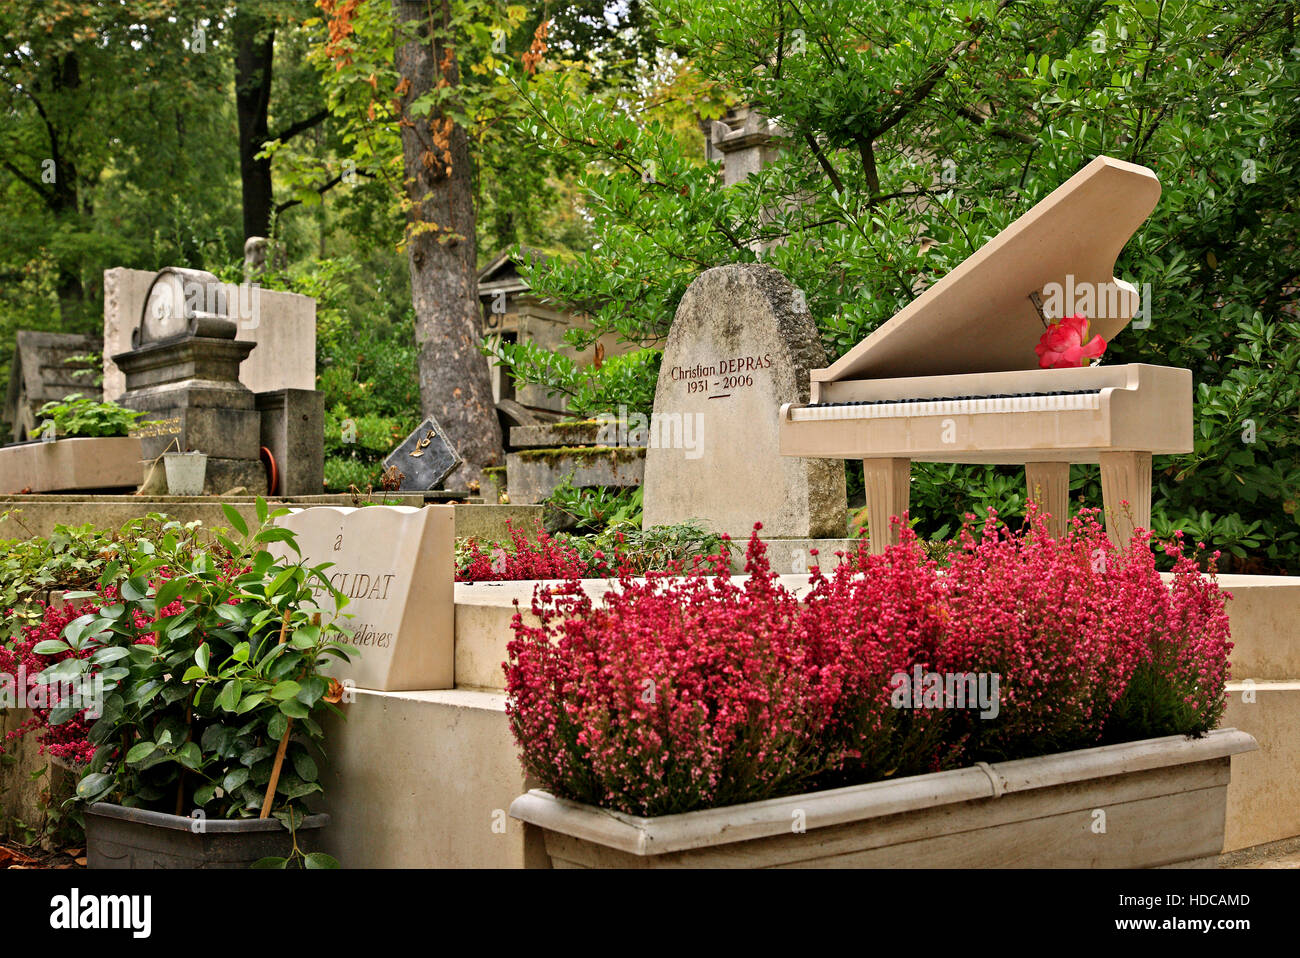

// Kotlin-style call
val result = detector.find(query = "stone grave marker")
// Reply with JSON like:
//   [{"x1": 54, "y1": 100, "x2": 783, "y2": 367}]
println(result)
[
  {"x1": 271, "y1": 505, "x2": 454, "y2": 691},
  {"x1": 383, "y1": 415, "x2": 462, "y2": 491},
  {"x1": 641, "y1": 263, "x2": 846, "y2": 538}
]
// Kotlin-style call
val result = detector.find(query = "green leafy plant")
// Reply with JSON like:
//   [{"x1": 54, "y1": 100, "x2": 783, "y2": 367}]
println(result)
[
  {"x1": 0, "y1": 516, "x2": 131, "y2": 637},
  {"x1": 484, "y1": 339, "x2": 660, "y2": 416},
  {"x1": 564, "y1": 519, "x2": 734, "y2": 576},
  {"x1": 61, "y1": 352, "x2": 104, "y2": 388},
  {"x1": 33, "y1": 395, "x2": 154, "y2": 439},
  {"x1": 31, "y1": 501, "x2": 356, "y2": 866},
  {"x1": 543, "y1": 482, "x2": 644, "y2": 533}
]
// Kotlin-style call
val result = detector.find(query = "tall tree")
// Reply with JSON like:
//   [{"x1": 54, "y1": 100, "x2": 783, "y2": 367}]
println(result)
[
  {"x1": 233, "y1": 2, "x2": 334, "y2": 242},
  {"x1": 503, "y1": 0, "x2": 1300, "y2": 571},
  {"x1": 390, "y1": 0, "x2": 500, "y2": 483},
  {"x1": 0, "y1": 0, "x2": 231, "y2": 333}
]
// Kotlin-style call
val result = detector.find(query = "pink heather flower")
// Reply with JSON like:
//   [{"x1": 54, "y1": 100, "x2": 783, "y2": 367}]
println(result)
[{"x1": 503, "y1": 510, "x2": 1233, "y2": 814}]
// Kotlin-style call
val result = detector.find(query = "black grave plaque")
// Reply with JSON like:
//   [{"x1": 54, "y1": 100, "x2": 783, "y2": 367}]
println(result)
[{"x1": 383, "y1": 415, "x2": 462, "y2": 491}]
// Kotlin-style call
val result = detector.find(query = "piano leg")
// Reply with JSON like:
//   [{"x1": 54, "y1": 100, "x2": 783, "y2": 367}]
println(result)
[
  {"x1": 1025, "y1": 462, "x2": 1071, "y2": 538},
  {"x1": 862, "y1": 458, "x2": 911, "y2": 555},
  {"x1": 1098, "y1": 450, "x2": 1153, "y2": 548}
]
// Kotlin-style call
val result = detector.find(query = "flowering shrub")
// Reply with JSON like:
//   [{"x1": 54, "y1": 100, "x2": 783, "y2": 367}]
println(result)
[
  {"x1": 2, "y1": 587, "x2": 196, "y2": 766},
  {"x1": 799, "y1": 532, "x2": 955, "y2": 784},
  {"x1": 457, "y1": 523, "x2": 615, "y2": 582},
  {"x1": 506, "y1": 513, "x2": 1234, "y2": 815},
  {"x1": 507, "y1": 538, "x2": 828, "y2": 816},
  {"x1": 2, "y1": 505, "x2": 354, "y2": 845},
  {"x1": 1, "y1": 599, "x2": 102, "y2": 765},
  {"x1": 936, "y1": 508, "x2": 1144, "y2": 761},
  {"x1": 1104, "y1": 530, "x2": 1233, "y2": 742},
  {"x1": 456, "y1": 520, "x2": 732, "y2": 582}
]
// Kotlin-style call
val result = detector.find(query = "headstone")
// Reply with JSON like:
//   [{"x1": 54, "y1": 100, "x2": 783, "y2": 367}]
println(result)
[
  {"x1": 4, "y1": 331, "x2": 102, "y2": 442},
  {"x1": 271, "y1": 505, "x2": 454, "y2": 691},
  {"x1": 103, "y1": 267, "x2": 316, "y2": 402},
  {"x1": 641, "y1": 263, "x2": 846, "y2": 538},
  {"x1": 112, "y1": 268, "x2": 266, "y2": 494},
  {"x1": 243, "y1": 236, "x2": 269, "y2": 274},
  {"x1": 383, "y1": 415, "x2": 462, "y2": 491}
]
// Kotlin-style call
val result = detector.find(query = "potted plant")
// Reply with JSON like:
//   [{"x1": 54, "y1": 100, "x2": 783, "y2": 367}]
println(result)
[
  {"x1": 16, "y1": 500, "x2": 355, "y2": 868},
  {"x1": 0, "y1": 395, "x2": 151, "y2": 494},
  {"x1": 506, "y1": 512, "x2": 1256, "y2": 868}
]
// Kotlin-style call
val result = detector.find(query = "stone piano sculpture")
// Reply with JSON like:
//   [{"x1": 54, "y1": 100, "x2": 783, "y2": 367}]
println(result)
[{"x1": 779, "y1": 155, "x2": 1192, "y2": 551}]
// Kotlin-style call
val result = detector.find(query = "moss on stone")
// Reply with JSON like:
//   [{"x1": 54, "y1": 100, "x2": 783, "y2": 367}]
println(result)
[
  {"x1": 546, "y1": 421, "x2": 602, "y2": 440},
  {"x1": 513, "y1": 445, "x2": 645, "y2": 465}
]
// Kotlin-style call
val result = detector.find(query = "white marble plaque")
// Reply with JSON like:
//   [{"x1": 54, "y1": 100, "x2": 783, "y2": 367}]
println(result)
[{"x1": 272, "y1": 505, "x2": 454, "y2": 691}]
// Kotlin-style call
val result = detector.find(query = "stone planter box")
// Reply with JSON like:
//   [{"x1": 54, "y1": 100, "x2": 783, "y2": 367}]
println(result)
[
  {"x1": 510, "y1": 729, "x2": 1257, "y2": 868},
  {"x1": 505, "y1": 446, "x2": 645, "y2": 505},
  {"x1": 0, "y1": 436, "x2": 142, "y2": 494},
  {"x1": 85, "y1": 803, "x2": 330, "y2": 869}
]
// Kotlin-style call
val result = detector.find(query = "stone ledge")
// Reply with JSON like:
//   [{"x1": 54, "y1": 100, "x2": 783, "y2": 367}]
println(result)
[
  {"x1": 1215, "y1": 574, "x2": 1300, "y2": 680},
  {"x1": 317, "y1": 685, "x2": 545, "y2": 868},
  {"x1": 1221, "y1": 680, "x2": 1300, "y2": 852},
  {"x1": 0, "y1": 497, "x2": 537, "y2": 545}
]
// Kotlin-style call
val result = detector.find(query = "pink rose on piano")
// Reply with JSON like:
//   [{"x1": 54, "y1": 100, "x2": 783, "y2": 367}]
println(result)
[{"x1": 1035, "y1": 313, "x2": 1106, "y2": 369}]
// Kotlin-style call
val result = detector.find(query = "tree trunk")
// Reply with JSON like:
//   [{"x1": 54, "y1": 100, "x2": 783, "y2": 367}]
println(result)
[
  {"x1": 392, "y1": 0, "x2": 502, "y2": 486},
  {"x1": 234, "y1": 11, "x2": 275, "y2": 241},
  {"x1": 50, "y1": 51, "x2": 84, "y2": 325}
]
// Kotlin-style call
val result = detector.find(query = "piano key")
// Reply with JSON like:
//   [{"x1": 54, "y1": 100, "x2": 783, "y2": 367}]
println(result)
[{"x1": 790, "y1": 389, "x2": 1104, "y2": 422}]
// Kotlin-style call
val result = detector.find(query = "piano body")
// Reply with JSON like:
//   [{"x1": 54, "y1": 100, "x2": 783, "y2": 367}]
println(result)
[{"x1": 779, "y1": 156, "x2": 1191, "y2": 551}]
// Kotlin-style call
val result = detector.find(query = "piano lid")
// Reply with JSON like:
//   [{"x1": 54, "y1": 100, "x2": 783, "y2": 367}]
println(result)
[{"x1": 813, "y1": 155, "x2": 1160, "y2": 384}]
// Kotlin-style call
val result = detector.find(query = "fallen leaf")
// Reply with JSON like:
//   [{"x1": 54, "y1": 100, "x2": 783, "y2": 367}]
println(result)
[{"x1": 0, "y1": 846, "x2": 38, "y2": 867}]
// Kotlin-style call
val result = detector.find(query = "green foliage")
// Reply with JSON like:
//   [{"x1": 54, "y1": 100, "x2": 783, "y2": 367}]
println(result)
[
  {"x1": 505, "y1": 0, "x2": 1300, "y2": 572},
  {"x1": 63, "y1": 504, "x2": 354, "y2": 821},
  {"x1": 562, "y1": 519, "x2": 734, "y2": 575},
  {"x1": 485, "y1": 339, "x2": 660, "y2": 415},
  {"x1": 0, "y1": 520, "x2": 118, "y2": 635},
  {"x1": 33, "y1": 395, "x2": 153, "y2": 439},
  {"x1": 544, "y1": 482, "x2": 645, "y2": 533}
]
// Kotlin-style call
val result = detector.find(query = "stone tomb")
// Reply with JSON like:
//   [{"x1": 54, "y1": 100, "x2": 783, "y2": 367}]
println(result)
[
  {"x1": 103, "y1": 267, "x2": 316, "y2": 402},
  {"x1": 641, "y1": 263, "x2": 846, "y2": 538},
  {"x1": 271, "y1": 505, "x2": 454, "y2": 692},
  {"x1": 112, "y1": 267, "x2": 267, "y2": 493}
]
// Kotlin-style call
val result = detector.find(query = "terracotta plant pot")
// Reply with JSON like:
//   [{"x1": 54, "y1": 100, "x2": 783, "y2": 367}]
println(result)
[{"x1": 510, "y1": 729, "x2": 1257, "y2": 868}]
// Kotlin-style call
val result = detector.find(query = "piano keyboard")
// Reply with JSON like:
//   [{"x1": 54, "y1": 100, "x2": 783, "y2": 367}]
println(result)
[{"x1": 790, "y1": 389, "x2": 1103, "y2": 422}]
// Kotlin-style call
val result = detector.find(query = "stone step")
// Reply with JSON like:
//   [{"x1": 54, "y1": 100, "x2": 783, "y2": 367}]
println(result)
[{"x1": 504, "y1": 447, "x2": 645, "y2": 504}]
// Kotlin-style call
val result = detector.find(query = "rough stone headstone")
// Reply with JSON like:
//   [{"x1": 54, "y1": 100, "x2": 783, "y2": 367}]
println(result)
[
  {"x1": 4, "y1": 331, "x2": 102, "y2": 442},
  {"x1": 641, "y1": 263, "x2": 846, "y2": 539},
  {"x1": 271, "y1": 505, "x2": 454, "y2": 691},
  {"x1": 383, "y1": 415, "x2": 462, "y2": 491}
]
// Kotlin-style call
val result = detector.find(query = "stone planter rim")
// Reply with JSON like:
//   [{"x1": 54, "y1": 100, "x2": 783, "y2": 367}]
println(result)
[
  {"x1": 509, "y1": 728, "x2": 1257, "y2": 857},
  {"x1": 86, "y1": 801, "x2": 329, "y2": 835}
]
